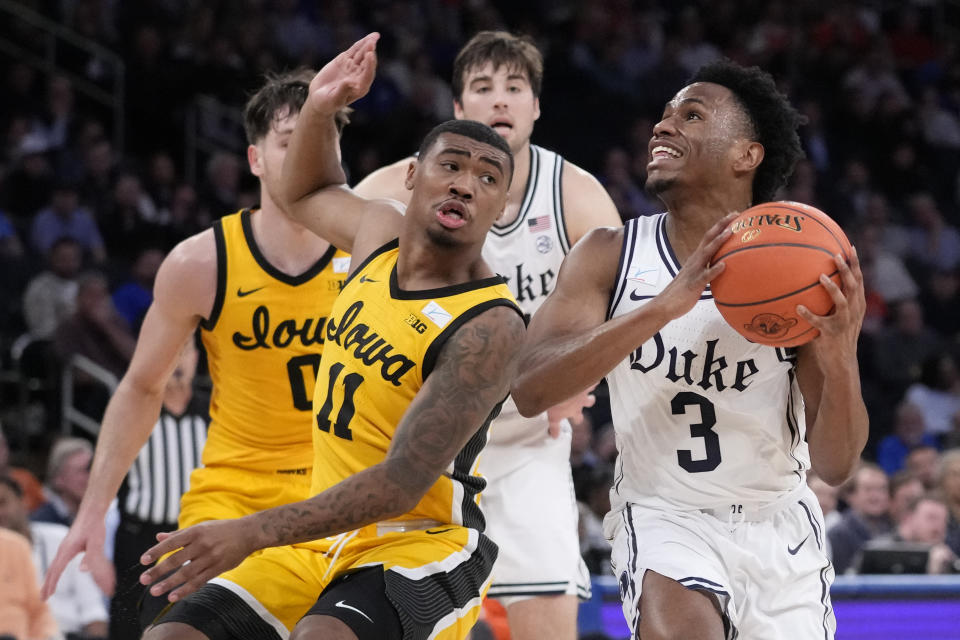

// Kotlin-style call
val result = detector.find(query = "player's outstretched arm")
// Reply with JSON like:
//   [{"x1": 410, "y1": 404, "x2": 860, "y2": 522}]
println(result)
[
  {"x1": 280, "y1": 32, "x2": 401, "y2": 257},
  {"x1": 138, "y1": 306, "x2": 526, "y2": 603},
  {"x1": 41, "y1": 233, "x2": 214, "y2": 599},
  {"x1": 795, "y1": 248, "x2": 869, "y2": 486},
  {"x1": 513, "y1": 213, "x2": 736, "y2": 416}
]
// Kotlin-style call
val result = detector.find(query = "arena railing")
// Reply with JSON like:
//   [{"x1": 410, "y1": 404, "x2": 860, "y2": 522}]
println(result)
[
  {"x1": 61, "y1": 354, "x2": 117, "y2": 437},
  {"x1": 0, "y1": 0, "x2": 125, "y2": 152}
]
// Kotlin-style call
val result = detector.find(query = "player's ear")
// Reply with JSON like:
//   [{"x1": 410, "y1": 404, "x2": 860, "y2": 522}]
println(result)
[
  {"x1": 453, "y1": 99, "x2": 465, "y2": 120},
  {"x1": 532, "y1": 96, "x2": 541, "y2": 122},
  {"x1": 404, "y1": 160, "x2": 417, "y2": 191},
  {"x1": 247, "y1": 144, "x2": 262, "y2": 177},
  {"x1": 733, "y1": 141, "x2": 764, "y2": 174}
]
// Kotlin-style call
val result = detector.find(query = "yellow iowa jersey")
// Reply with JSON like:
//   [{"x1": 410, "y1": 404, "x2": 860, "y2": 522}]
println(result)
[
  {"x1": 310, "y1": 239, "x2": 522, "y2": 529},
  {"x1": 200, "y1": 209, "x2": 349, "y2": 473}
]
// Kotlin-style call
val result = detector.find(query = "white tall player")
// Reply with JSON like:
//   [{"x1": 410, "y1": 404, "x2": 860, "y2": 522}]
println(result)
[
  {"x1": 355, "y1": 31, "x2": 621, "y2": 640},
  {"x1": 512, "y1": 60, "x2": 869, "y2": 640}
]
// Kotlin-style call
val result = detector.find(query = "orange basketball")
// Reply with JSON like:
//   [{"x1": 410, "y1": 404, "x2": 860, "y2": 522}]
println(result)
[{"x1": 710, "y1": 201, "x2": 853, "y2": 347}]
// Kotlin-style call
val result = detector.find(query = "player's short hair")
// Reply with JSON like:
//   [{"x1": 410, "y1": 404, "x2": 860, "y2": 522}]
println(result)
[
  {"x1": 417, "y1": 120, "x2": 514, "y2": 179},
  {"x1": 689, "y1": 60, "x2": 803, "y2": 205},
  {"x1": 243, "y1": 69, "x2": 352, "y2": 145},
  {"x1": 452, "y1": 31, "x2": 543, "y2": 101}
]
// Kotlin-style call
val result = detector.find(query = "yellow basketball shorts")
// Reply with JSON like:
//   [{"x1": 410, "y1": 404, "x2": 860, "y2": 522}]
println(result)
[
  {"x1": 161, "y1": 524, "x2": 497, "y2": 640},
  {"x1": 177, "y1": 465, "x2": 312, "y2": 529}
]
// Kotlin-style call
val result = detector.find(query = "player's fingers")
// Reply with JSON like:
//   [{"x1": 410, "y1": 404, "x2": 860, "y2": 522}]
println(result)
[
  {"x1": 848, "y1": 246, "x2": 864, "y2": 283},
  {"x1": 583, "y1": 393, "x2": 597, "y2": 408},
  {"x1": 704, "y1": 261, "x2": 726, "y2": 283},
  {"x1": 141, "y1": 531, "x2": 182, "y2": 564},
  {"x1": 795, "y1": 304, "x2": 824, "y2": 329},
  {"x1": 141, "y1": 543, "x2": 193, "y2": 586},
  {"x1": 819, "y1": 273, "x2": 846, "y2": 309},
  {"x1": 92, "y1": 558, "x2": 116, "y2": 596},
  {"x1": 41, "y1": 550, "x2": 72, "y2": 598}
]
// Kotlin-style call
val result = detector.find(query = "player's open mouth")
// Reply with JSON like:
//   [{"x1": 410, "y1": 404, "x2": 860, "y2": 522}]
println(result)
[
  {"x1": 489, "y1": 118, "x2": 513, "y2": 134},
  {"x1": 436, "y1": 200, "x2": 468, "y2": 229},
  {"x1": 651, "y1": 145, "x2": 682, "y2": 160}
]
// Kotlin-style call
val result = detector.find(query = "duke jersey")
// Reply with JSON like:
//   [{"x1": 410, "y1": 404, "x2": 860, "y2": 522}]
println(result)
[
  {"x1": 606, "y1": 214, "x2": 810, "y2": 513},
  {"x1": 200, "y1": 209, "x2": 350, "y2": 473},
  {"x1": 482, "y1": 144, "x2": 571, "y2": 451},
  {"x1": 310, "y1": 239, "x2": 522, "y2": 529}
]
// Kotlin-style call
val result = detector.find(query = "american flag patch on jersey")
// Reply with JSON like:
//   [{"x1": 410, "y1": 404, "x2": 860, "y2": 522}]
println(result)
[{"x1": 527, "y1": 215, "x2": 552, "y2": 232}]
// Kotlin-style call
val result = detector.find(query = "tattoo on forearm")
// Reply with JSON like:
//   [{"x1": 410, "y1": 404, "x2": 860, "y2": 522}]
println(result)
[{"x1": 256, "y1": 307, "x2": 524, "y2": 547}]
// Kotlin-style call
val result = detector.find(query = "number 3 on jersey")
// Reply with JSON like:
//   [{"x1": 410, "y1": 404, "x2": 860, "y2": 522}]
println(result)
[
  {"x1": 315, "y1": 362, "x2": 364, "y2": 440},
  {"x1": 672, "y1": 391, "x2": 722, "y2": 473}
]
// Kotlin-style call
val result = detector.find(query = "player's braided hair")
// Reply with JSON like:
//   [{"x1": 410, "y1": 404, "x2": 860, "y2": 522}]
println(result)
[{"x1": 690, "y1": 60, "x2": 804, "y2": 205}]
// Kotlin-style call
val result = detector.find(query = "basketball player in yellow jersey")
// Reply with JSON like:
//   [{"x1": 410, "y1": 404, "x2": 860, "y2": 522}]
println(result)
[
  {"x1": 41, "y1": 71, "x2": 350, "y2": 613},
  {"x1": 355, "y1": 32, "x2": 622, "y2": 640},
  {"x1": 138, "y1": 33, "x2": 526, "y2": 640}
]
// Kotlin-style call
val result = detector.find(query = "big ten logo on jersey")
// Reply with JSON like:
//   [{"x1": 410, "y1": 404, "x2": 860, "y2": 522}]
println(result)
[
  {"x1": 325, "y1": 300, "x2": 416, "y2": 386},
  {"x1": 629, "y1": 333, "x2": 759, "y2": 393},
  {"x1": 328, "y1": 278, "x2": 346, "y2": 292},
  {"x1": 405, "y1": 313, "x2": 428, "y2": 334},
  {"x1": 500, "y1": 263, "x2": 556, "y2": 316}
]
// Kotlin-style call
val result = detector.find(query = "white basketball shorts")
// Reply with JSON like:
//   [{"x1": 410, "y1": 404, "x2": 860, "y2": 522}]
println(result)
[
  {"x1": 480, "y1": 421, "x2": 591, "y2": 606},
  {"x1": 605, "y1": 485, "x2": 836, "y2": 639}
]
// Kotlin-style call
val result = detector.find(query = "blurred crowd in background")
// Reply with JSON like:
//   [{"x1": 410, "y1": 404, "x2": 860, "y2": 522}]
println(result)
[{"x1": 1, "y1": 2, "x2": 960, "y2": 632}]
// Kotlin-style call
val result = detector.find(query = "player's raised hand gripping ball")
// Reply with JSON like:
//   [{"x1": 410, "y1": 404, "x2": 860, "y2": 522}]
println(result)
[{"x1": 710, "y1": 201, "x2": 853, "y2": 347}]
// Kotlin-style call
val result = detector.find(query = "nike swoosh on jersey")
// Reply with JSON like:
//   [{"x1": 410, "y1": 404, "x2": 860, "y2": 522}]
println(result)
[
  {"x1": 359, "y1": 275, "x2": 378, "y2": 283},
  {"x1": 629, "y1": 290, "x2": 655, "y2": 301},
  {"x1": 425, "y1": 527, "x2": 457, "y2": 535},
  {"x1": 237, "y1": 286, "x2": 265, "y2": 297},
  {"x1": 335, "y1": 600, "x2": 373, "y2": 623},
  {"x1": 787, "y1": 535, "x2": 809, "y2": 555}
]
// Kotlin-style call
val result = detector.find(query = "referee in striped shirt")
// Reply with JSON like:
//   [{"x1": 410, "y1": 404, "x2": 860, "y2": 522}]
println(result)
[{"x1": 109, "y1": 338, "x2": 208, "y2": 640}]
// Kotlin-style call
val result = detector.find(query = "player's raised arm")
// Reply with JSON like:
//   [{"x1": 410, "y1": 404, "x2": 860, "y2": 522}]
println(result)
[
  {"x1": 512, "y1": 213, "x2": 735, "y2": 416},
  {"x1": 280, "y1": 32, "x2": 401, "y2": 255},
  {"x1": 138, "y1": 305, "x2": 525, "y2": 601},
  {"x1": 41, "y1": 233, "x2": 214, "y2": 599}
]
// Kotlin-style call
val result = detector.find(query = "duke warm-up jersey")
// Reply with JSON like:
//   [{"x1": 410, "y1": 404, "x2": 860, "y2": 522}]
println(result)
[
  {"x1": 606, "y1": 214, "x2": 810, "y2": 512},
  {"x1": 310, "y1": 239, "x2": 522, "y2": 529},
  {"x1": 200, "y1": 209, "x2": 350, "y2": 473},
  {"x1": 482, "y1": 144, "x2": 570, "y2": 451}
]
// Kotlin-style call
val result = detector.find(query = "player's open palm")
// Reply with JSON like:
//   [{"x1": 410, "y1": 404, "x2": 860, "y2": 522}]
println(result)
[
  {"x1": 139, "y1": 518, "x2": 256, "y2": 603},
  {"x1": 41, "y1": 515, "x2": 115, "y2": 598},
  {"x1": 796, "y1": 246, "x2": 865, "y2": 365},
  {"x1": 308, "y1": 32, "x2": 379, "y2": 112},
  {"x1": 656, "y1": 212, "x2": 736, "y2": 321}
]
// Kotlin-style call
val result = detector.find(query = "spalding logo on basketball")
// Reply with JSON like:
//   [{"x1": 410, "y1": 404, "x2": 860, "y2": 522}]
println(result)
[{"x1": 710, "y1": 201, "x2": 852, "y2": 347}]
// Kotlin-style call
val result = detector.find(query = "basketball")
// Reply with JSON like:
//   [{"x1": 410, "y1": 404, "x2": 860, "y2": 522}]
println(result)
[{"x1": 710, "y1": 201, "x2": 853, "y2": 347}]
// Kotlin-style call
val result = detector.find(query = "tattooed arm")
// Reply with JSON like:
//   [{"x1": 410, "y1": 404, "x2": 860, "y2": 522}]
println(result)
[{"x1": 139, "y1": 304, "x2": 525, "y2": 602}]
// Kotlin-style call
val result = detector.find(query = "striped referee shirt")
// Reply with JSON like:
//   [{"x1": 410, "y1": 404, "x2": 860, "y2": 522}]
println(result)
[{"x1": 118, "y1": 393, "x2": 209, "y2": 525}]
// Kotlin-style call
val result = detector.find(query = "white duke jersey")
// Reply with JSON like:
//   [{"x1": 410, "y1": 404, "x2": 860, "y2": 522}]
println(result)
[
  {"x1": 606, "y1": 213, "x2": 810, "y2": 512},
  {"x1": 482, "y1": 144, "x2": 570, "y2": 452}
]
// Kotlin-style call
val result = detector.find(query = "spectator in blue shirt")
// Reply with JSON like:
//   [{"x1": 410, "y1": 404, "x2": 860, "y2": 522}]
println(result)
[
  {"x1": 29, "y1": 180, "x2": 105, "y2": 263},
  {"x1": 111, "y1": 247, "x2": 163, "y2": 333},
  {"x1": 877, "y1": 401, "x2": 939, "y2": 475}
]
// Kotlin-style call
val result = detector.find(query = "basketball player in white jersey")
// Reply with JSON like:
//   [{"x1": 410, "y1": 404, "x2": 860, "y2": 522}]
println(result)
[
  {"x1": 512, "y1": 61, "x2": 868, "y2": 639},
  {"x1": 355, "y1": 32, "x2": 621, "y2": 639}
]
